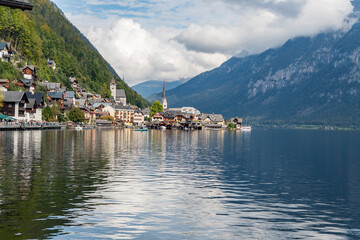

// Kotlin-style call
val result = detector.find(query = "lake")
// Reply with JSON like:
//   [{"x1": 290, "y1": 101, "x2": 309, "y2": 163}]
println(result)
[{"x1": 0, "y1": 128, "x2": 359, "y2": 239}]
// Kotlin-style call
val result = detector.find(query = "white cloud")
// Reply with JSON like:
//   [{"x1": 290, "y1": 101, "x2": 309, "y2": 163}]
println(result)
[
  {"x1": 84, "y1": 18, "x2": 228, "y2": 85},
  {"x1": 56, "y1": 0, "x2": 355, "y2": 86}
]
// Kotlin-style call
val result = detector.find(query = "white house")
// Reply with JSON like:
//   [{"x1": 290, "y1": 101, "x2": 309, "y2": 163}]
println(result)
[{"x1": 133, "y1": 110, "x2": 144, "y2": 125}]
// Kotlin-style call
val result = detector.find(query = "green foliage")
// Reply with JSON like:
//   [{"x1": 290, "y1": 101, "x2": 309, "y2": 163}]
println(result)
[
  {"x1": 68, "y1": 107, "x2": 85, "y2": 123},
  {"x1": 42, "y1": 105, "x2": 53, "y2": 121},
  {"x1": 150, "y1": 100, "x2": 163, "y2": 117},
  {"x1": 0, "y1": 1, "x2": 149, "y2": 108},
  {"x1": 228, "y1": 122, "x2": 235, "y2": 130},
  {"x1": 0, "y1": 61, "x2": 22, "y2": 80},
  {"x1": 57, "y1": 113, "x2": 66, "y2": 122}
]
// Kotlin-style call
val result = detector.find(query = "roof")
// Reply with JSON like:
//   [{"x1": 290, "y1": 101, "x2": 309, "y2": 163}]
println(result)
[
  {"x1": 115, "y1": 105, "x2": 134, "y2": 110},
  {"x1": 23, "y1": 65, "x2": 35, "y2": 71},
  {"x1": 19, "y1": 79, "x2": 34, "y2": 87},
  {"x1": 64, "y1": 91, "x2": 75, "y2": 98},
  {"x1": 26, "y1": 98, "x2": 36, "y2": 109},
  {"x1": 47, "y1": 59, "x2": 56, "y2": 65},
  {"x1": 93, "y1": 103, "x2": 112, "y2": 109},
  {"x1": 39, "y1": 82, "x2": 61, "y2": 90},
  {"x1": 142, "y1": 108, "x2": 150, "y2": 115},
  {"x1": 116, "y1": 89, "x2": 126, "y2": 98},
  {"x1": 230, "y1": 118, "x2": 243, "y2": 123},
  {"x1": 47, "y1": 91, "x2": 63, "y2": 99},
  {"x1": 75, "y1": 99, "x2": 86, "y2": 106},
  {"x1": 0, "y1": 42, "x2": 9, "y2": 51},
  {"x1": 26, "y1": 92, "x2": 43, "y2": 107},
  {"x1": 208, "y1": 114, "x2": 224, "y2": 122},
  {"x1": 1, "y1": 91, "x2": 26, "y2": 103}
]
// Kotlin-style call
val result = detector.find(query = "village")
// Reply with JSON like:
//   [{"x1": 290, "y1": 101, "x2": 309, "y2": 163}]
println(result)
[{"x1": 0, "y1": 41, "x2": 247, "y2": 131}]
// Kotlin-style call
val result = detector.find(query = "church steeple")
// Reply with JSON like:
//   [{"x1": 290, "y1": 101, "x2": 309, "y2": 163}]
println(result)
[{"x1": 161, "y1": 81, "x2": 167, "y2": 110}]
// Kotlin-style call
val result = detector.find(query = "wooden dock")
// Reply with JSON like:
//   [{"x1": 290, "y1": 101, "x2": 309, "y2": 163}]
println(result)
[{"x1": 0, "y1": 123, "x2": 63, "y2": 131}]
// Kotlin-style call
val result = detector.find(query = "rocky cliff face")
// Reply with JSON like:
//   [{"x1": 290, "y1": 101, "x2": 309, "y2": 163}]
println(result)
[{"x1": 162, "y1": 11, "x2": 360, "y2": 125}]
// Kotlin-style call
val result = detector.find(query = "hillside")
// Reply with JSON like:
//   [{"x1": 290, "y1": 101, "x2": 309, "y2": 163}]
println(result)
[
  {"x1": 132, "y1": 78, "x2": 188, "y2": 98},
  {"x1": 157, "y1": 11, "x2": 360, "y2": 126},
  {"x1": 0, "y1": 0, "x2": 148, "y2": 108}
]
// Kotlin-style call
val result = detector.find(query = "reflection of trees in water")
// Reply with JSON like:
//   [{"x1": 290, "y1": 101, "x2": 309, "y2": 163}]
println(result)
[{"x1": 0, "y1": 130, "x2": 113, "y2": 239}]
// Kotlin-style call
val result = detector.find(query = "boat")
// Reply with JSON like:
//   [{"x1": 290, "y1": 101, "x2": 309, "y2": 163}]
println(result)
[
  {"x1": 135, "y1": 128, "x2": 148, "y2": 132},
  {"x1": 241, "y1": 126, "x2": 252, "y2": 131},
  {"x1": 159, "y1": 125, "x2": 166, "y2": 130},
  {"x1": 75, "y1": 125, "x2": 83, "y2": 130},
  {"x1": 135, "y1": 126, "x2": 148, "y2": 132}
]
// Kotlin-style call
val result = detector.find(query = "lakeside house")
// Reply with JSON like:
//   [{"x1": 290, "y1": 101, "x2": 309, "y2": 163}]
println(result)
[
  {"x1": 133, "y1": 110, "x2": 145, "y2": 125},
  {"x1": 229, "y1": 118, "x2": 243, "y2": 129},
  {"x1": 0, "y1": 91, "x2": 29, "y2": 119},
  {"x1": 115, "y1": 105, "x2": 134, "y2": 124}
]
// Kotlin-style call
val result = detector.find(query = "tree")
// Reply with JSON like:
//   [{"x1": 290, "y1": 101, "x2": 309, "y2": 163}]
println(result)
[
  {"x1": 150, "y1": 100, "x2": 163, "y2": 117},
  {"x1": 228, "y1": 122, "x2": 235, "y2": 130},
  {"x1": 68, "y1": 107, "x2": 85, "y2": 123},
  {"x1": 42, "y1": 106, "x2": 54, "y2": 122}
]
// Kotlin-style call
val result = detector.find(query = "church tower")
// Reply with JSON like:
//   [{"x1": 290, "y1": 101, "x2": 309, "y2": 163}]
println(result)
[
  {"x1": 110, "y1": 79, "x2": 117, "y2": 100},
  {"x1": 161, "y1": 81, "x2": 168, "y2": 110}
]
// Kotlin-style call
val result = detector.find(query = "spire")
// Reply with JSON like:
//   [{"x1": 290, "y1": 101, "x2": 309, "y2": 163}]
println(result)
[
  {"x1": 161, "y1": 81, "x2": 167, "y2": 110},
  {"x1": 162, "y1": 81, "x2": 166, "y2": 99}
]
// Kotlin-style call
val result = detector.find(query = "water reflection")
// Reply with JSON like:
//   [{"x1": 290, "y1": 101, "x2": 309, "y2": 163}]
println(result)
[{"x1": 0, "y1": 129, "x2": 359, "y2": 239}]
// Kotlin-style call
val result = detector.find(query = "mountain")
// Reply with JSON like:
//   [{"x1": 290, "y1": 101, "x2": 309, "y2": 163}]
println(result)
[
  {"x1": 0, "y1": 0, "x2": 148, "y2": 108},
  {"x1": 132, "y1": 78, "x2": 188, "y2": 98},
  {"x1": 158, "y1": 16, "x2": 360, "y2": 125}
]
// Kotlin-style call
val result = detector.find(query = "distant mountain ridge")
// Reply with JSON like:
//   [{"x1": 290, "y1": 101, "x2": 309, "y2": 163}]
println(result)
[
  {"x1": 132, "y1": 78, "x2": 188, "y2": 98},
  {"x1": 156, "y1": 7, "x2": 360, "y2": 125}
]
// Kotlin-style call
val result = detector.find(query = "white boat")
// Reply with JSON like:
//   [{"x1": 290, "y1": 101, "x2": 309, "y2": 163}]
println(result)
[
  {"x1": 159, "y1": 126, "x2": 166, "y2": 130},
  {"x1": 241, "y1": 126, "x2": 252, "y2": 131},
  {"x1": 75, "y1": 126, "x2": 83, "y2": 130}
]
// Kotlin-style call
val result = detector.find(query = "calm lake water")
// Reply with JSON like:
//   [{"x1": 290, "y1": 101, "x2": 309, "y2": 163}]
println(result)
[{"x1": 0, "y1": 128, "x2": 360, "y2": 239}]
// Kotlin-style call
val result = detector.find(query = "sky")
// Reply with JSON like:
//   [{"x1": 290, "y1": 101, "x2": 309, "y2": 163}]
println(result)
[{"x1": 52, "y1": 0, "x2": 355, "y2": 86}]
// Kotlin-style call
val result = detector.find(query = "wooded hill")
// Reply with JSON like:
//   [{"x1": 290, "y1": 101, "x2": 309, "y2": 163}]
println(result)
[{"x1": 0, "y1": 0, "x2": 148, "y2": 108}]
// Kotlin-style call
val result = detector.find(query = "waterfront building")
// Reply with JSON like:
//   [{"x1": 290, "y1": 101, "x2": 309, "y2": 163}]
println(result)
[
  {"x1": 161, "y1": 81, "x2": 167, "y2": 110},
  {"x1": 141, "y1": 108, "x2": 150, "y2": 119},
  {"x1": 202, "y1": 114, "x2": 225, "y2": 125},
  {"x1": 133, "y1": 110, "x2": 145, "y2": 125},
  {"x1": 102, "y1": 105, "x2": 116, "y2": 118},
  {"x1": 229, "y1": 118, "x2": 243, "y2": 129},
  {"x1": 0, "y1": 91, "x2": 29, "y2": 119},
  {"x1": 152, "y1": 112, "x2": 164, "y2": 122},
  {"x1": 115, "y1": 105, "x2": 134, "y2": 123}
]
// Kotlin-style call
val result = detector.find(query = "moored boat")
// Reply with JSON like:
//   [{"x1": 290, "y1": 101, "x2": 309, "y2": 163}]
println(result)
[{"x1": 241, "y1": 126, "x2": 252, "y2": 131}]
